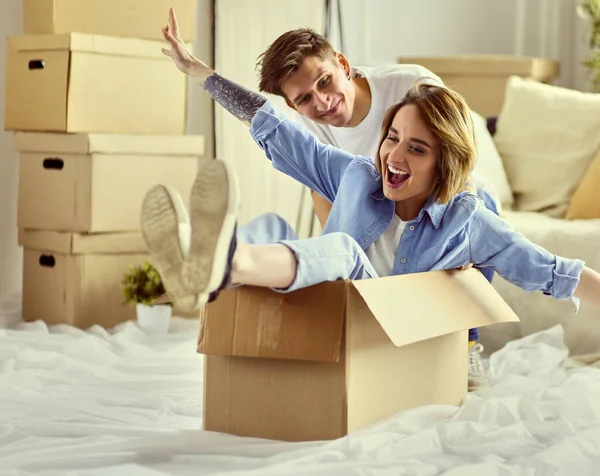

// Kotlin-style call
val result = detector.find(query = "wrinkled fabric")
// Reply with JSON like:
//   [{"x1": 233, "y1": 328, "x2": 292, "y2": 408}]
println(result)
[{"x1": 2, "y1": 294, "x2": 600, "y2": 475}]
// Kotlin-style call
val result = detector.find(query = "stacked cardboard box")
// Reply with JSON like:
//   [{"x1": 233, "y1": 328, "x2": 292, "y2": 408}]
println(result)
[{"x1": 4, "y1": 0, "x2": 202, "y2": 328}]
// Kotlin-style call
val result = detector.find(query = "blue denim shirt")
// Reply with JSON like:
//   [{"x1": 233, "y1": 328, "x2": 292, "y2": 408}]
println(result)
[{"x1": 249, "y1": 101, "x2": 584, "y2": 303}]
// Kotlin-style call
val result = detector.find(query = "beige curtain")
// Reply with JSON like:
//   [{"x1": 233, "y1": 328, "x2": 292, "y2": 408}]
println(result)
[{"x1": 214, "y1": 0, "x2": 325, "y2": 238}]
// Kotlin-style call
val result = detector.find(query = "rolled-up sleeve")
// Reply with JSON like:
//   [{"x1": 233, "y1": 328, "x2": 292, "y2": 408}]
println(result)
[{"x1": 550, "y1": 256, "x2": 584, "y2": 300}]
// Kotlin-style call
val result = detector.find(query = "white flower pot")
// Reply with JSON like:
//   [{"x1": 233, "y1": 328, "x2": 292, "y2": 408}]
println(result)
[{"x1": 136, "y1": 303, "x2": 172, "y2": 334}]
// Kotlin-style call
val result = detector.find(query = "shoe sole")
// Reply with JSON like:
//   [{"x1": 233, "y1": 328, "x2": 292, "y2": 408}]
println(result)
[
  {"x1": 140, "y1": 184, "x2": 199, "y2": 310},
  {"x1": 184, "y1": 159, "x2": 239, "y2": 306}
]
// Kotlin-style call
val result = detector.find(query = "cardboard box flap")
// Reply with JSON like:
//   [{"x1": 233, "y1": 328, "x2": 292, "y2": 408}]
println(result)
[
  {"x1": 351, "y1": 269, "x2": 519, "y2": 348},
  {"x1": 398, "y1": 55, "x2": 559, "y2": 78},
  {"x1": 8, "y1": 33, "x2": 168, "y2": 59},
  {"x1": 14, "y1": 132, "x2": 205, "y2": 156},
  {"x1": 19, "y1": 229, "x2": 147, "y2": 254},
  {"x1": 198, "y1": 282, "x2": 347, "y2": 363}
]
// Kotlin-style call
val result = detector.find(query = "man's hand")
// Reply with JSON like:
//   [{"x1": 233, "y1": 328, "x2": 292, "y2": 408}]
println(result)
[
  {"x1": 459, "y1": 263, "x2": 474, "y2": 271},
  {"x1": 161, "y1": 7, "x2": 214, "y2": 81}
]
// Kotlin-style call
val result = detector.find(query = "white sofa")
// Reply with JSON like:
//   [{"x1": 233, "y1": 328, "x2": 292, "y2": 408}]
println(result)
[{"x1": 473, "y1": 77, "x2": 600, "y2": 357}]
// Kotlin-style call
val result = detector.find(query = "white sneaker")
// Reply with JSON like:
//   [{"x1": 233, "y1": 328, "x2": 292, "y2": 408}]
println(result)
[
  {"x1": 140, "y1": 184, "x2": 199, "y2": 311},
  {"x1": 141, "y1": 160, "x2": 239, "y2": 311},
  {"x1": 183, "y1": 158, "x2": 240, "y2": 306},
  {"x1": 468, "y1": 342, "x2": 490, "y2": 392}
]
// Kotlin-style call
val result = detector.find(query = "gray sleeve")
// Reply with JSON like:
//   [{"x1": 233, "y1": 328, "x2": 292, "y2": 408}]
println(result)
[{"x1": 202, "y1": 72, "x2": 267, "y2": 126}]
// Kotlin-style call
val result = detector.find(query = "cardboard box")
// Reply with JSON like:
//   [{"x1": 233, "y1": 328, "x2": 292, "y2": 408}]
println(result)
[
  {"x1": 199, "y1": 270, "x2": 520, "y2": 442},
  {"x1": 15, "y1": 132, "x2": 204, "y2": 233},
  {"x1": 399, "y1": 55, "x2": 559, "y2": 117},
  {"x1": 19, "y1": 230, "x2": 149, "y2": 329},
  {"x1": 5, "y1": 34, "x2": 187, "y2": 134},
  {"x1": 23, "y1": 0, "x2": 196, "y2": 41}
]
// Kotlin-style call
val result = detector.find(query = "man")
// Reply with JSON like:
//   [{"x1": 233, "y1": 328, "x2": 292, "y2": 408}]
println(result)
[{"x1": 256, "y1": 28, "x2": 495, "y2": 391}]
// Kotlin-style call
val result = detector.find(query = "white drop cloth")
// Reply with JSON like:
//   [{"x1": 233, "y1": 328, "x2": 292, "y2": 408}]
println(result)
[{"x1": 1, "y1": 294, "x2": 600, "y2": 475}]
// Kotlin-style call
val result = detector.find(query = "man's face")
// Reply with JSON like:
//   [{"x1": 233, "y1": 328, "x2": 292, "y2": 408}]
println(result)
[{"x1": 281, "y1": 54, "x2": 356, "y2": 127}]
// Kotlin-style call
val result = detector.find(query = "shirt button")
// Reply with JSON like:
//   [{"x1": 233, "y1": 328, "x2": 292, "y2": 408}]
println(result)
[
  {"x1": 408, "y1": 225, "x2": 415, "y2": 231},
  {"x1": 400, "y1": 258, "x2": 407, "y2": 264}
]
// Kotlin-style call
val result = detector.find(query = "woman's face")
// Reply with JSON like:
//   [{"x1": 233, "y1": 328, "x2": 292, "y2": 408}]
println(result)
[{"x1": 379, "y1": 105, "x2": 439, "y2": 205}]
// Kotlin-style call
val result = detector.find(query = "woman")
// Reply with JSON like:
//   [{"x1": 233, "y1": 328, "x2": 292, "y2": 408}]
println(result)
[{"x1": 141, "y1": 10, "x2": 600, "y2": 325}]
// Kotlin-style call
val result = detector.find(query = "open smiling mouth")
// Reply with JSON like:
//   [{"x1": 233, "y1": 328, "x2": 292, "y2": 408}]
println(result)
[{"x1": 386, "y1": 163, "x2": 410, "y2": 189}]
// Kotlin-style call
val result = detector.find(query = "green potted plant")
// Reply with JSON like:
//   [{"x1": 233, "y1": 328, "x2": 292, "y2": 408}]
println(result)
[
  {"x1": 579, "y1": 0, "x2": 600, "y2": 91},
  {"x1": 121, "y1": 261, "x2": 172, "y2": 333}
]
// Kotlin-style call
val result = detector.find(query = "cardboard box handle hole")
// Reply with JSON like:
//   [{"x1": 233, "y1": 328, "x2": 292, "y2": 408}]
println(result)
[
  {"x1": 39, "y1": 255, "x2": 55, "y2": 268},
  {"x1": 43, "y1": 158, "x2": 64, "y2": 170},
  {"x1": 28, "y1": 60, "x2": 45, "y2": 70}
]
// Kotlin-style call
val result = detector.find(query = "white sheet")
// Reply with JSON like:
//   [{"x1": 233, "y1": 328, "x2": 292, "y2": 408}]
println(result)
[{"x1": 2, "y1": 294, "x2": 600, "y2": 476}]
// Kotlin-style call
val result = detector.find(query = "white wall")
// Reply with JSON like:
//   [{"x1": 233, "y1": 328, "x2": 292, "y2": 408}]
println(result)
[
  {"x1": 336, "y1": 0, "x2": 592, "y2": 91},
  {"x1": 0, "y1": 0, "x2": 23, "y2": 295},
  {"x1": 338, "y1": 0, "x2": 518, "y2": 64}
]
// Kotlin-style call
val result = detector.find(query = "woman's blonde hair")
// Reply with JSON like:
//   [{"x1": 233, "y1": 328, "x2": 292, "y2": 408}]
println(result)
[{"x1": 375, "y1": 82, "x2": 477, "y2": 204}]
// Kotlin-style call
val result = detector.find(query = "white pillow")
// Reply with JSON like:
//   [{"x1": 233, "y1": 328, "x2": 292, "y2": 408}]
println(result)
[
  {"x1": 470, "y1": 110, "x2": 514, "y2": 210},
  {"x1": 494, "y1": 76, "x2": 600, "y2": 218}
]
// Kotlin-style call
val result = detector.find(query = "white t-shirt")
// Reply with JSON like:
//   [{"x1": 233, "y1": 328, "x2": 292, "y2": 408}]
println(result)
[
  {"x1": 294, "y1": 63, "x2": 443, "y2": 158},
  {"x1": 366, "y1": 213, "x2": 406, "y2": 277}
]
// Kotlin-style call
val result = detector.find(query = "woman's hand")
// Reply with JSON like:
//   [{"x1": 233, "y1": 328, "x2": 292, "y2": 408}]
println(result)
[
  {"x1": 161, "y1": 7, "x2": 214, "y2": 82},
  {"x1": 573, "y1": 266, "x2": 600, "y2": 308}
]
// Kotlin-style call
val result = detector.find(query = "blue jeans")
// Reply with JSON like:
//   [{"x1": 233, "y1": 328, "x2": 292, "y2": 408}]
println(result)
[{"x1": 238, "y1": 213, "x2": 377, "y2": 291}]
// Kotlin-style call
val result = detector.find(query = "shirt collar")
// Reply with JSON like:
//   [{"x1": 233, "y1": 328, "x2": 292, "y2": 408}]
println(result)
[
  {"x1": 370, "y1": 188, "x2": 447, "y2": 229},
  {"x1": 419, "y1": 197, "x2": 447, "y2": 229}
]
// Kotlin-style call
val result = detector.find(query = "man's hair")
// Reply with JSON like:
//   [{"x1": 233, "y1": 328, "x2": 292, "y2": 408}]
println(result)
[
  {"x1": 375, "y1": 83, "x2": 477, "y2": 204},
  {"x1": 256, "y1": 28, "x2": 338, "y2": 98}
]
